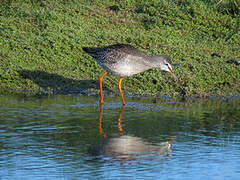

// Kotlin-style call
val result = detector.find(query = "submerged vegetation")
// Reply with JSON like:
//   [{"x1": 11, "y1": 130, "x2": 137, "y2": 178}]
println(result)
[{"x1": 0, "y1": 0, "x2": 239, "y2": 97}]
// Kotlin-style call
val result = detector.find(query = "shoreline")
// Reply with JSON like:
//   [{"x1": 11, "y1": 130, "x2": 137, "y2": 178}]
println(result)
[{"x1": 1, "y1": 87, "x2": 239, "y2": 103}]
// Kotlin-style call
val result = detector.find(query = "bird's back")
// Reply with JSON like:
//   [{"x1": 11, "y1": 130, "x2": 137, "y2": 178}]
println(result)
[{"x1": 83, "y1": 44, "x2": 148, "y2": 65}]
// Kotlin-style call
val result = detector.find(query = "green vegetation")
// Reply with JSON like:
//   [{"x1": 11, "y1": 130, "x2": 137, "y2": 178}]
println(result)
[{"x1": 0, "y1": 0, "x2": 239, "y2": 98}]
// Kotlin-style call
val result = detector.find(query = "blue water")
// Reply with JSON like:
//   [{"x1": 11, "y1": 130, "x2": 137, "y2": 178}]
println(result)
[{"x1": 0, "y1": 95, "x2": 240, "y2": 179}]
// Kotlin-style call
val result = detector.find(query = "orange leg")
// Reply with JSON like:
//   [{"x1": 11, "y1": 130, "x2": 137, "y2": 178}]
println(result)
[
  {"x1": 118, "y1": 77, "x2": 125, "y2": 105},
  {"x1": 117, "y1": 105, "x2": 125, "y2": 134},
  {"x1": 98, "y1": 104, "x2": 107, "y2": 138},
  {"x1": 99, "y1": 72, "x2": 108, "y2": 104}
]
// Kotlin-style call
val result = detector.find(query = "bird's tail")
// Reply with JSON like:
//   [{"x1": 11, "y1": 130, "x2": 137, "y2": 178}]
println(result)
[{"x1": 82, "y1": 47, "x2": 97, "y2": 53}]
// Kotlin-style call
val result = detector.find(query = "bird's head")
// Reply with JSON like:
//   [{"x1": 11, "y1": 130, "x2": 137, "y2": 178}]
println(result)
[
  {"x1": 151, "y1": 55, "x2": 186, "y2": 95},
  {"x1": 151, "y1": 55, "x2": 173, "y2": 72}
]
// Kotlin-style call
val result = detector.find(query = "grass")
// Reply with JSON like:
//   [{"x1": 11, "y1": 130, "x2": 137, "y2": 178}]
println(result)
[{"x1": 0, "y1": 0, "x2": 240, "y2": 98}]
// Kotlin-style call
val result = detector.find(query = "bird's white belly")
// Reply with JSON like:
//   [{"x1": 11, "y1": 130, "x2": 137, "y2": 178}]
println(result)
[
  {"x1": 102, "y1": 55, "x2": 151, "y2": 77},
  {"x1": 113, "y1": 62, "x2": 134, "y2": 76}
]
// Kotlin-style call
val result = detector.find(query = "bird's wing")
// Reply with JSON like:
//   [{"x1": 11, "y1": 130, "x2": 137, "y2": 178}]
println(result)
[{"x1": 83, "y1": 44, "x2": 149, "y2": 65}]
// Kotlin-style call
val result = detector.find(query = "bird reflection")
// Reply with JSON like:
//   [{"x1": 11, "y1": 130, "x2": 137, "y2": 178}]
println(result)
[
  {"x1": 98, "y1": 104, "x2": 125, "y2": 137},
  {"x1": 93, "y1": 104, "x2": 175, "y2": 161}
]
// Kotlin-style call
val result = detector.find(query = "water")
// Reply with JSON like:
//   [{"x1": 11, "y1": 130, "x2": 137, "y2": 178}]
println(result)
[{"x1": 0, "y1": 94, "x2": 240, "y2": 180}]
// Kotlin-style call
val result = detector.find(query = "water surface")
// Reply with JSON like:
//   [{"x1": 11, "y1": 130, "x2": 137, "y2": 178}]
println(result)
[{"x1": 0, "y1": 95, "x2": 240, "y2": 179}]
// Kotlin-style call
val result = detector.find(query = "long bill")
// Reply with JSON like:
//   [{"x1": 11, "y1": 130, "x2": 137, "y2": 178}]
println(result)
[{"x1": 168, "y1": 70, "x2": 186, "y2": 95}]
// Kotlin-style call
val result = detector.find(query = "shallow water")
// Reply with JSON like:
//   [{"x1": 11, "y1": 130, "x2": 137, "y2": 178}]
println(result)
[{"x1": 0, "y1": 94, "x2": 240, "y2": 179}]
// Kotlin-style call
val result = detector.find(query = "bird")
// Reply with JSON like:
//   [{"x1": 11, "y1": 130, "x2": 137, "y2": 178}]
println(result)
[{"x1": 82, "y1": 43, "x2": 185, "y2": 105}]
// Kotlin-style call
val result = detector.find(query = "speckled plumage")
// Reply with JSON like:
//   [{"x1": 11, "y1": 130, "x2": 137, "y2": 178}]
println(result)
[
  {"x1": 82, "y1": 43, "x2": 185, "y2": 105},
  {"x1": 82, "y1": 43, "x2": 172, "y2": 77}
]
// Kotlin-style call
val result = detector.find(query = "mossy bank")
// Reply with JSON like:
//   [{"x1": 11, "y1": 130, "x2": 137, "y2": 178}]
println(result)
[{"x1": 0, "y1": 0, "x2": 240, "y2": 98}]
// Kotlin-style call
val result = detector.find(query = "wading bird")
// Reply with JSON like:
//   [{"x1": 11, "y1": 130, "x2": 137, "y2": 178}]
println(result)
[{"x1": 83, "y1": 43, "x2": 185, "y2": 105}]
